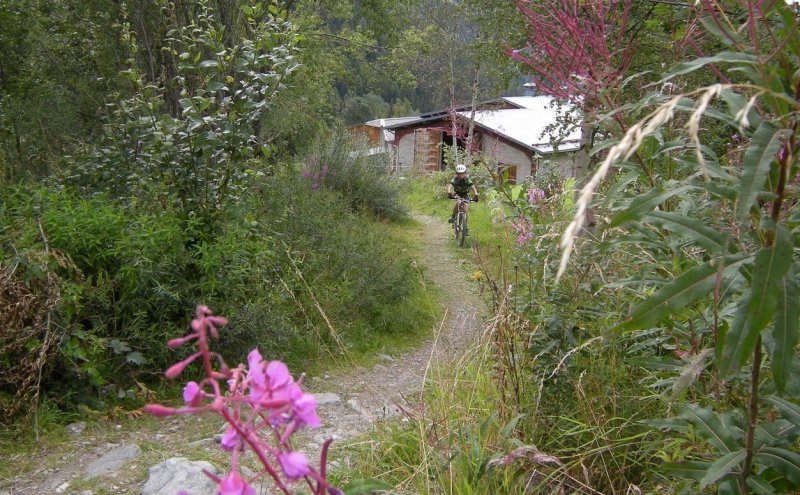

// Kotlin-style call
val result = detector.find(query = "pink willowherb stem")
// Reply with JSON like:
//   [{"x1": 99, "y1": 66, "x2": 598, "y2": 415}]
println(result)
[{"x1": 145, "y1": 305, "x2": 341, "y2": 495}]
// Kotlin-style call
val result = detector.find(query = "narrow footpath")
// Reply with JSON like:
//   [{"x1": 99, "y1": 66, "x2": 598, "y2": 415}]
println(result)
[{"x1": 298, "y1": 212, "x2": 484, "y2": 458}]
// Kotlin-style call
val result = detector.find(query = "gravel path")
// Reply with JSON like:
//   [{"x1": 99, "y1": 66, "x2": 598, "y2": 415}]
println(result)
[{"x1": 299, "y1": 213, "x2": 484, "y2": 453}]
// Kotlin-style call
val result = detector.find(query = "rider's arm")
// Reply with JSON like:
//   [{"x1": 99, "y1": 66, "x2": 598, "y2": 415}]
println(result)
[
  {"x1": 447, "y1": 183, "x2": 455, "y2": 197},
  {"x1": 470, "y1": 185, "x2": 479, "y2": 199}
]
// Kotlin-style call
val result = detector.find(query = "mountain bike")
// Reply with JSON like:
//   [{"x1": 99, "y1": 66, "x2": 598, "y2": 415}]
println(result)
[{"x1": 451, "y1": 196, "x2": 475, "y2": 247}]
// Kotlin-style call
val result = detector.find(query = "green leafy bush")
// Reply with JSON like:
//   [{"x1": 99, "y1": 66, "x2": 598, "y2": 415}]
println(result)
[
  {"x1": 1, "y1": 165, "x2": 426, "y2": 417},
  {"x1": 255, "y1": 171, "x2": 416, "y2": 334}
]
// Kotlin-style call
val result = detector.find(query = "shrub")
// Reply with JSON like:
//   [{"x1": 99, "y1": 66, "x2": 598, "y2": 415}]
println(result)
[
  {"x1": 301, "y1": 132, "x2": 407, "y2": 220},
  {"x1": 253, "y1": 171, "x2": 416, "y2": 337},
  {"x1": 1, "y1": 165, "x2": 425, "y2": 418}
]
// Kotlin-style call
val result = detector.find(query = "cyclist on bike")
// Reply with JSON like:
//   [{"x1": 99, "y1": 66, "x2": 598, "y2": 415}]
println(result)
[{"x1": 447, "y1": 163, "x2": 479, "y2": 223}]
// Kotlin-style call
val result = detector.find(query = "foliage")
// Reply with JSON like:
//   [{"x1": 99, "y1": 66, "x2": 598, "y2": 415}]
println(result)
[
  {"x1": 551, "y1": 1, "x2": 800, "y2": 492},
  {"x1": 1, "y1": 165, "x2": 426, "y2": 419},
  {"x1": 0, "y1": 0, "x2": 124, "y2": 182},
  {"x1": 64, "y1": 0, "x2": 299, "y2": 226},
  {"x1": 0, "y1": 247, "x2": 67, "y2": 424},
  {"x1": 342, "y1": 92, "x2": 391, "y2": 125},
  {"x1": 301, "y1": 132, "x2": 407, "y2": 220}
]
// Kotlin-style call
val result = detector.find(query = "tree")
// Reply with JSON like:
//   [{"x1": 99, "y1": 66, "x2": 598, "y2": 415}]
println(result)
[
  {"x1": 509, "y1": 0, "x2": 637, "y2": 179},
  {"x1": 68, "y1": 0, "x2": 300, "y2": 226}
]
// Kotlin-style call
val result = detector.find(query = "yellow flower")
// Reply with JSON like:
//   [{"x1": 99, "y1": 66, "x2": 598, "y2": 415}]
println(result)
[{"x1": 472, "y1": 271, "x2": 482, "y2": 281}]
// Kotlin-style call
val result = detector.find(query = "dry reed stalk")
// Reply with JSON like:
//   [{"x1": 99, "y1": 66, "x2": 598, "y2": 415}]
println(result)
[{"x1": 557, "y1": 84, "x2": 737, "y2": 281}]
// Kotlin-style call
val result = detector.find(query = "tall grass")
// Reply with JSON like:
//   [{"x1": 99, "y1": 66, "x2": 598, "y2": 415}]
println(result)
[{"x1": 333, "y1": 175, "x2": 672, "y2": 493}]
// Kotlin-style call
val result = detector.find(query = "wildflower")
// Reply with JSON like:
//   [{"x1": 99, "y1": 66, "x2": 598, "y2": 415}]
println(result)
[
  {"x1": 527, "y1": 187, "x2": 545, "y2": 204},
  {"x1": 220, "y1": 425, "x2": 241, "y2": 451},
  {"x1": 266, "y1": 360, "x2": 292, "y2": 390},
  {"x1": 511, "y1": 217, "x2": 535, "y2": 246},
  {"x1": 471, "y1": 271, "x2": 482, "y2": 281},
  {"x1": 278, "y1": 451, "x2": 310, "y2": 481},
  {"x1": 147, "y1": 306, "x2": 336, "y2": 494},
  {"x1": 183, "y1": 381, "x2": 204, "y2": 406},
  {"x1": 292, "y1": 392, "x2": 321, "y2": 428},
  {"x1": 247, "y1": 349, "x2": 267, "y2": 390},
  {"x1": 218, "y1": 471, "x2": 255, "y2": 495}
]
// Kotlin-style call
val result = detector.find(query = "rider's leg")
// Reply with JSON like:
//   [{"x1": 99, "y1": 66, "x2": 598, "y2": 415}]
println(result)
[{"x1": 449, "y1": 202, "x2": 458, "y2": 222}]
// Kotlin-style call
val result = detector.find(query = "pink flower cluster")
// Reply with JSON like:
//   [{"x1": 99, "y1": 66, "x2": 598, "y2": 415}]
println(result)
[
  {"x1": 527, "y1": 187, "x2": 546, "y2": 204},
  {"x1": 145, "y1": 305, "x2": 340, "y2": 495},
  {"x1": 301, "y1": 157, "x2": 329, "y2": 191},
  {"x1": 511, "y1": 217, "x2": 535, "y2": 246}
]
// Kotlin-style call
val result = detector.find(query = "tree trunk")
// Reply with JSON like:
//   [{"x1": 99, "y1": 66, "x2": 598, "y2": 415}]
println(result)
[{"x1": 465, "y1": 64, "x2": 481, "y2": 159}]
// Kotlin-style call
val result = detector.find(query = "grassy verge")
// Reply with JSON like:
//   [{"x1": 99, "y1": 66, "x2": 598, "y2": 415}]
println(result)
[
  {"x1": 329, "y1": 344, "x2": 526, "y2": 494},
  {"x1": 302, "y1": 214, "x2": 444, "y2": 377},
  {"x1": 331, "y1": 175, "x2": 667, "y2": 493}
]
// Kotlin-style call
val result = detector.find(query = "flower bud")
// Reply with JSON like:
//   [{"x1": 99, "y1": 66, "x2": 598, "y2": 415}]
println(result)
[
  {"x1": 144, "y1": 404, "x2": 179, "y2": 417},
  {"x1": 167, "y1": 335, "x2": 196, "y2": 349},
  {"x1": 165, "y1": 353, "x2": 199, "y2": 379},
  {"x1": 208, "y1": 316, "x2": 228, "y2": 328}
]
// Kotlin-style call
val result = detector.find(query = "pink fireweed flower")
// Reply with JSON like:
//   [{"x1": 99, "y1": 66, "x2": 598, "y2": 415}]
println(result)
[
  {"x1": 247, "y1": 349, "x2": 267, "y2": 390},
  {"x1": 293, "y1": 392, "x2": 321, "y2": 428},
  {"x1": 218, "y1": 470, "x2": 255, "y2": 495},
  {"x1": 278, "y1": 451, "x2": 310, "y2": 481},
  {"x1": 266, "y1": 360, "x2": 292, "y2": 389},
  {"x1": 527, "y1": 187, "x2": 545, "y2": 204},
  {"x1": 511, "y1": 217, "x2": 535, "y2": 246},
  {"x1": 183, "y1": 381, "x2": 204, "y2": 406},
  {"x1": 220, "y1": 425, "x2": 242, "y2": 452},
  {"x1": 147, "y1": 306, "x2": 336, "y2": 495}
]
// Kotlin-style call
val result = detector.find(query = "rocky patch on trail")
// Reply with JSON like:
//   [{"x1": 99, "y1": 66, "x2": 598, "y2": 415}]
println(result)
[{"x1": 141, "y1": 458, "x2": 220, "y2": 495}]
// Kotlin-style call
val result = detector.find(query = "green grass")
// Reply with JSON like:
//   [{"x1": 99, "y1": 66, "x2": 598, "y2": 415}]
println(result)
[
  {"x1": 304, "y1": 215, "x2": 444, "y2": 376},
  {"x1": 329, "y1": 345, "x2": 525, "y2": 494},
  {"x1": 402, "y1": 175, "x2": 506, "y2": 255},
  {"x1": 329, "y1": 175, "x2": 670, "y2": 493}
]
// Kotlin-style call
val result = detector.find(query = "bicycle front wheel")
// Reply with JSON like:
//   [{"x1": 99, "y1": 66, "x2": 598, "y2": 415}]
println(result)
[{"x1": 455, "y1": 211, "x2": 467, "y2": 247}]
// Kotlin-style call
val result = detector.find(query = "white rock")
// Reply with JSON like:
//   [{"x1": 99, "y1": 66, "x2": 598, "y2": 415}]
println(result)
[
  {"x1": 346, "y1": 399, "x2": 373, "y2": 422},
  {"x1": 55, "y1": 482, "x2": 70, "y2": 493},
  {"x1": 85, "y1": 444, "x2": 141, "y2": 479},
  {"x1": 313, "y1": 393, "x2": 341, "y2": 407},
  {"x1": 377, "y1": 353, "x2": 395, "y2": 362},
  {"x1": 141, "y1": 457, "x2": 220, "y2": 495},
  {"x1": 66, "y1": 421, "x2": 87, "y2": 436}
]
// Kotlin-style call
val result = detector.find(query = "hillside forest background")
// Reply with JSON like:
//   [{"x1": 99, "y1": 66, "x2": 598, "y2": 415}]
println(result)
[{"x1": 2, "y1": 1, "x2": 800, "y2": 494}]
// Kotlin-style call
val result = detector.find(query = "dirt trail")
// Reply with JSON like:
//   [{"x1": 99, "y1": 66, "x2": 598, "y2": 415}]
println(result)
[
  {"x1": 3, "y1": 213, "x2": 484, "y2": 495},
  {"x1": 300, "y1": 213, "x2": 484, "y2": 452}
]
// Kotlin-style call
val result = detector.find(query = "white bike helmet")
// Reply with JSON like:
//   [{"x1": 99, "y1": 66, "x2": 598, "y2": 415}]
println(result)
[{"x1": 455, "y1": 164, "x2": 467, "y2": 173}]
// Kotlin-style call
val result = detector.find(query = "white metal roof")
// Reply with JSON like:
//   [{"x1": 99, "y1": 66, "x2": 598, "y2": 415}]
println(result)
[
  {"x1": 458, "y1": 103, "x2": 582, "y2": 154},
  {"x1": 364, "y1": 116, "x2": 420, "y2": 127}
]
